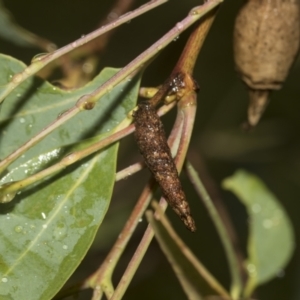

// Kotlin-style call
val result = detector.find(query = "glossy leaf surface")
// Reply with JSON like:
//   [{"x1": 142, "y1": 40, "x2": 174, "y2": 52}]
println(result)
[
  {"x1": 0, "y1": 54, "x2": 138, "y2": 170},
  {"x1": 222, "y1": 170, "x2": 295, "y2": 295},
  {"x1": 0, "y1": 54, "x2": 140, "y2": 299}
]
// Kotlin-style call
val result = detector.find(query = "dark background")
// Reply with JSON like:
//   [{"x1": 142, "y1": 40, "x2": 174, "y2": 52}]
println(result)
[{"x1": 2, "y1": 0, "x2": 300, "y2": 299}]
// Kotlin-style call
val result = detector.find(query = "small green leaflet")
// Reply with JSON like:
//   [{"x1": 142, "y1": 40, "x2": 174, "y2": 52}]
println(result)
[{"x1": 222, "y1": 170, "x2": 295, "y2": 296}]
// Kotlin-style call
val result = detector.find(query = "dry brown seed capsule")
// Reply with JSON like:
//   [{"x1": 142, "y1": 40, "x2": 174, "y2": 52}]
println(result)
[
  {"x1": 133, "y1": 101, "x2": 196, "y2": 232},
  {"x1": 234, "y1": 0, "x2": 300, "y2": 126}
]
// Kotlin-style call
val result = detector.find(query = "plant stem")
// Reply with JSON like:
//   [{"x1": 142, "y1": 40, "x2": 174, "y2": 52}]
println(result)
[
  {"x1": 115, "y1": 162, "x2": 144, "y2": 181},
  {"x1": 148, "y1": 201, "x2": 231, "y2": 299},
  {"x1": 110, "y1": 91, "x2": 197, "y2": 300},
  {"x1": 185, "y1": 161, "x2": 243, "y2": 299},
  {"x1": 0, "y1": 0, "x2": 168, "y2": 103},
  {"x1": 104, "y1": 2, "x2": 221, "y2": 296},
  {"x1": 0, "y1": 125, "x2": 134, "y2": 197},
  {"x1": 42, "y1": 0, "x2": 136, "y2": 86},
  {"x1": 0, "y1": 100, "x2": 176, "y2": 197},
  {"x1": 150, "y1": 2, "x2": 219, "y2": 107},
  {"x1": 188, "y1": 151, "x2": 248, "y2": 283},
  {"x1": 173, "y1": 6, "x2": 218, "y2": 75},
  {"x1": 0, "y1": 0, "x2": 222, "y2": 175},
  {"x1": 41, "y1": 1, "x2": 222, "y2": 298},
  {"x1": 88, "y1": 181, "x2": 157, "y2": 296},
  {"x1": 87, "y1": 99, "x2": 190, "y2": 300}
]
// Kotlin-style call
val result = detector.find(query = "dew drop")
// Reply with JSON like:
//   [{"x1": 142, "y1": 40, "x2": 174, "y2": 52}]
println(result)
[
  {"x1": 82, "y1": 101, "x2": 95, "y2": 110},
  {"x1": 65, "y1": 152, "x2": 77, "y2": 164},
  {"x1": 19, "y1": 118, "x2": 26, "y2": 123},
  {"x1": 58, "y1": 110, "x2": 67, "y2": 118},
  {"x1": 26, "y1": 124, "x2": 33, "y2": 132},
  {"x1": 14, "y1": 225, "x2": 23, "y2": 233},
  {"x1": 1, "y1": 277, "x2": 8, "y2": 283},
  {"x1": 0, "y1": 186, "x2": 17, "y2": 203},
  {"x1": 107, "y1": 11, "x2": 119, "y2": 21},
  {"x1": 41, "y1": 212, "x2": 46, "y2": 219},
  {"x1": 31, "y1": 53, "x2": 48, "y2": 63},
  {"x1": 176, "y1": 22, "x2": 183, "y2": 30},
  {"x1": 139, "y1": 218, "x2": 143, "y2": 223},
  {"x1": 173, "y1": 36, "x2": 180, "y2": 42},
  {"x1": 46, "y1": 43, "x2": 57, "y2": 52},
  {"x1": 62, "y1": 245, "x2": 68, "y2": 250},
  {"x1": 42, "y1": 224, "x2": 48, "y2": 229}
]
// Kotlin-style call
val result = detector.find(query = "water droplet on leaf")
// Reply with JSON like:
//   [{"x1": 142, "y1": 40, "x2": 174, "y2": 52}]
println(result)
[{"x1": 14, "y1": 225, "x2": 23, "y2": 233}]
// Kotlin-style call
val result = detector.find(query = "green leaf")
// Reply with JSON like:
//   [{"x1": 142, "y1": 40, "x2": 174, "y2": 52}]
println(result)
[
  {"x1": 0, "y1": 1, "x2": 54, "y2": 50},
  {"x1": 0, "y1": 55, "x2": 141, "y2": 299},
  {"x1": 222, "y1": 170, "x2": 295, "y2": 296},
  {"x1": 0, "y1": 54, "x2": 139, "y2": 169},
  {"x1": 0, "y1": 140, "x2": 117, "y2": 300}
]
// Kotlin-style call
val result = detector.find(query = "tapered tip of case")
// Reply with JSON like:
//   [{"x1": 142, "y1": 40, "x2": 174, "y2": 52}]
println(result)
[{"x1": 183, "y1": 215, "x2": 197, "y2": 232}]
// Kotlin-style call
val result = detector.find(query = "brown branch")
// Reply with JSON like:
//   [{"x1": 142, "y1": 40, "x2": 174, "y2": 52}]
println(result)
[{"x1": 150, "y1": 5, "x2": 219, "y2": 107}]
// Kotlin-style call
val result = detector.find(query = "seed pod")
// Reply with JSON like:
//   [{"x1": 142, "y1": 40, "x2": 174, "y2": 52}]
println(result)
[
  {"x1": 133, "y1": 101, "x2": 196, "y2": 232},
  {"x1": 234, "y1": 0, "x2": 300, "y2": 126}
]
